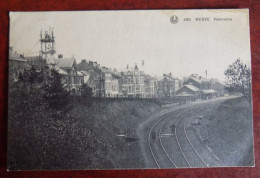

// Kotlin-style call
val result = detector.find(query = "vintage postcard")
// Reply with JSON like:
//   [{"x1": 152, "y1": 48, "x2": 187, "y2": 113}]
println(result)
[{"x1": 8, "y1": 9, "x2": 254, "y2": 170}]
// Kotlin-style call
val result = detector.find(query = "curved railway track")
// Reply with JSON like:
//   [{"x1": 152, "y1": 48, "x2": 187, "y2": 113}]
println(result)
[
  {"x1": 148, "y1": 104, "x2": 208, "y2": 168},
  {"x1": 183, "y1": 118, "x2": 208, "y2": 167}
]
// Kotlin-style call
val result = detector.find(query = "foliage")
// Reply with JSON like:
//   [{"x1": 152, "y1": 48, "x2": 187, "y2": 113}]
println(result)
[
  {"x1": 224, "y1": 59, "x2": 251, "y2": 101},
  {"x1": 80, "y1": 83, "x2": 93, "y2": 98},
  {"x1": 28, "y1": 66, "x2": 43, "y2": 84},
  {"x1": 43, "y1": 68, "x2": 70, "y2": 110},
  {"x1": 80, "y1": 83, "x2": 93, "y2": 108}
]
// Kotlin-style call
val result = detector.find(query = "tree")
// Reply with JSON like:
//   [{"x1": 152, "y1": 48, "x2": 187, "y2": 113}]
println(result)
[
  {"x1": 80, "y1": 83, "x2": 93, "y2": 107},
  {"x1": 43, "y1": 69, "x2": 70, "y2": 110},
  {"x1": 80, "y1": 83, "x2": 93, "y2": 98},
  {"x1": 28, "y1": 66, "x2": 43, "y2": 93},
  {"x1": 224, "y1": 59, "x2": 251, "y2": 101}
]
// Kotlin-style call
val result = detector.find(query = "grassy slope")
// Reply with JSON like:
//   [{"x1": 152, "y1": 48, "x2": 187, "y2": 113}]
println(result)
[
  {"x1": 8, "y1": 98, "x2": 161, "y2": 170},
  {"x1": 205, "y1": 97, "x2": 254, "y2": 166}
]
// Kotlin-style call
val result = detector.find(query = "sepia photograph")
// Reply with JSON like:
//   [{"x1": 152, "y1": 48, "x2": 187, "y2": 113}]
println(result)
[{"x1": 8, "y1": 9, "x2": 254, "y2": 170}]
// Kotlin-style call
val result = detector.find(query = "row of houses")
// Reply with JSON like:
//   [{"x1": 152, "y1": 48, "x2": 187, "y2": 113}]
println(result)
[
  {"x1": 77, "y1": 59, "x2": 181, "y2": 98},
  {"x1": 9, "y1": 47, "x2": 228, "y2": 99}
]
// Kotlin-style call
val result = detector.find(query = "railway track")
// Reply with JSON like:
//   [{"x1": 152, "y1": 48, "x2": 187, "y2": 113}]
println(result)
[
  {"x1": 148, "y1": 104, "x2": 205, "y2": 168},
  {"x1": 174, "y1": 110, "x2": 208, "y2": 168},
  {"x1": 148, "y1": 112, "x2": 177, "y2": 168}
]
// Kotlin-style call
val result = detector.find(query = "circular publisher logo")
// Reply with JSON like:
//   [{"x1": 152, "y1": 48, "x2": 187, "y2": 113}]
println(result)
[{"x1": 170, "y1": 15, "x2": 179, "y2": 24}]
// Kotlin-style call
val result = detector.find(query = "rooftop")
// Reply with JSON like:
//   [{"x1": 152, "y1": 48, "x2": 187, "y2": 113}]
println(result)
[
  {"x1": 189, "y1": 74, "x2": 209, "y2": 84},
  {"x1": 9, "y1": 49, "x2": 26, "y2": 62},
  {"x1": 184, "y1": 84, "x2": 201, "y2": 92},
  {"x1": 54, "y1": 58, "x2": 76, "y2": 68}
]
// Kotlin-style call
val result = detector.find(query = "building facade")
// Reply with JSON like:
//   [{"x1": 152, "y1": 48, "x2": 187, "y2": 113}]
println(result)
[
  {"x1": 104, "y1": 72, "x2": 120, "y2": 97},
  {"x1": 54, "y1": 57, "x2": 80, "y2": 93},
  {"x1": 121, "y1": 64, "x2": 145, "y2": 98},
  {"x1": 175, "y1": 84, "x2": 201, "y2": 101},
  {"x1": 157, "y1": 73, "x2": 180, "y2": 98},
  {"x1": 144, "y1": 75, "x2": 158, "y2": 98},
  {"x1": 77, "y1": 59, "x2": 105, "y2": 97}
]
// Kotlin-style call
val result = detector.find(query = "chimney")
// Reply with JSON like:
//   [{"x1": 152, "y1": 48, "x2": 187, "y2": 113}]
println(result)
[
  {"x1": 89, "y1": 61, "x2": 93, "y2": 66},
  {"x1": 134, "y1": 63, "x2": 138, "y2": 70},
  {"x1": 58, "y1": 54, "x2": 63, "y2": 58},
  {"x1": 169, "y1": 72, "x2": 172, "y2": 77},
  {"x1": 126, "y1": 64, "x2": 129, "y2": 69},
  {"x1": 81, "y1": 59, "x2": 86, "y2": 63}
]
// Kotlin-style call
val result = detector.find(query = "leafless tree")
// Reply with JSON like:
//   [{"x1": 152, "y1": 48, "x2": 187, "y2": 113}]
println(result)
[{"x1": 224, "y1": 59, "x2": 251, "y2": 101}]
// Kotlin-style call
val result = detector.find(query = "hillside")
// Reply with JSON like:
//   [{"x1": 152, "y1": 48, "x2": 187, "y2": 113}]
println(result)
[
  {"x1": 8, "y1": 97, "x2": 161, "y2": 170},
  {"x1": 204, "y1": 97, "x2": 254, "y2": 166}
]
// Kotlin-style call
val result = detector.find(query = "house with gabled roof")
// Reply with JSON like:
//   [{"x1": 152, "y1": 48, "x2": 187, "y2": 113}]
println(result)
[
  {"x1": 175, "y1": 84, "x2": 202, "y2": 101},
  {"x1": 210, "y1": 79, "x2": 229, "y2": 96},
  {"x1": 77, "y1": 59, "x2": 105, "y2": 97},
  {"x1": 54, "y1": 56, "x2": 80, "y2": 93},
  {"x1": 184, "y1": 74, "x2": 211, "y2": 90}
]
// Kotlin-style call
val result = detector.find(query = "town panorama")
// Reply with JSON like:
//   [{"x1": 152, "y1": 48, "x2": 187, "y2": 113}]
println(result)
[{"x1": 8, "y1": 10, "x2": 254, "y2": 170}]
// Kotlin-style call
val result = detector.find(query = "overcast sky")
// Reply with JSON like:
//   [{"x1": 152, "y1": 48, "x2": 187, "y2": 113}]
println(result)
[{"x1": 10, "y1": 9, "x2": 251, "y2": 81}]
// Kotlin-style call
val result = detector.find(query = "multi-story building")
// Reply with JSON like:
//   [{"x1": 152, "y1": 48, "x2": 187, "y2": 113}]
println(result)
[
  {"x1": 144, "y1": 75, "x2": 158, "y2": 98},
  {"x1": 104, "y1": 72, "x2": 120, "y2": 97},
  {"x1": 157, "y1": 73, "x2": 180, "y2": 98},
  {"x1": 77, "y1": 59, "x2": 105, "y2": 97},
  {"x1": 120, "y1": 64, "x2": 145, "y2": 98}
]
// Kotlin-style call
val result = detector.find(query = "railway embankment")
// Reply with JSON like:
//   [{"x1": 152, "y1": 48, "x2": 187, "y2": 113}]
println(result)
[
  {"x1": 198, "y1": 97, "x2": 254, "y2": 166},
  {"x1": 8, "y1": 98, "x2": 162, "y2": 170}
]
